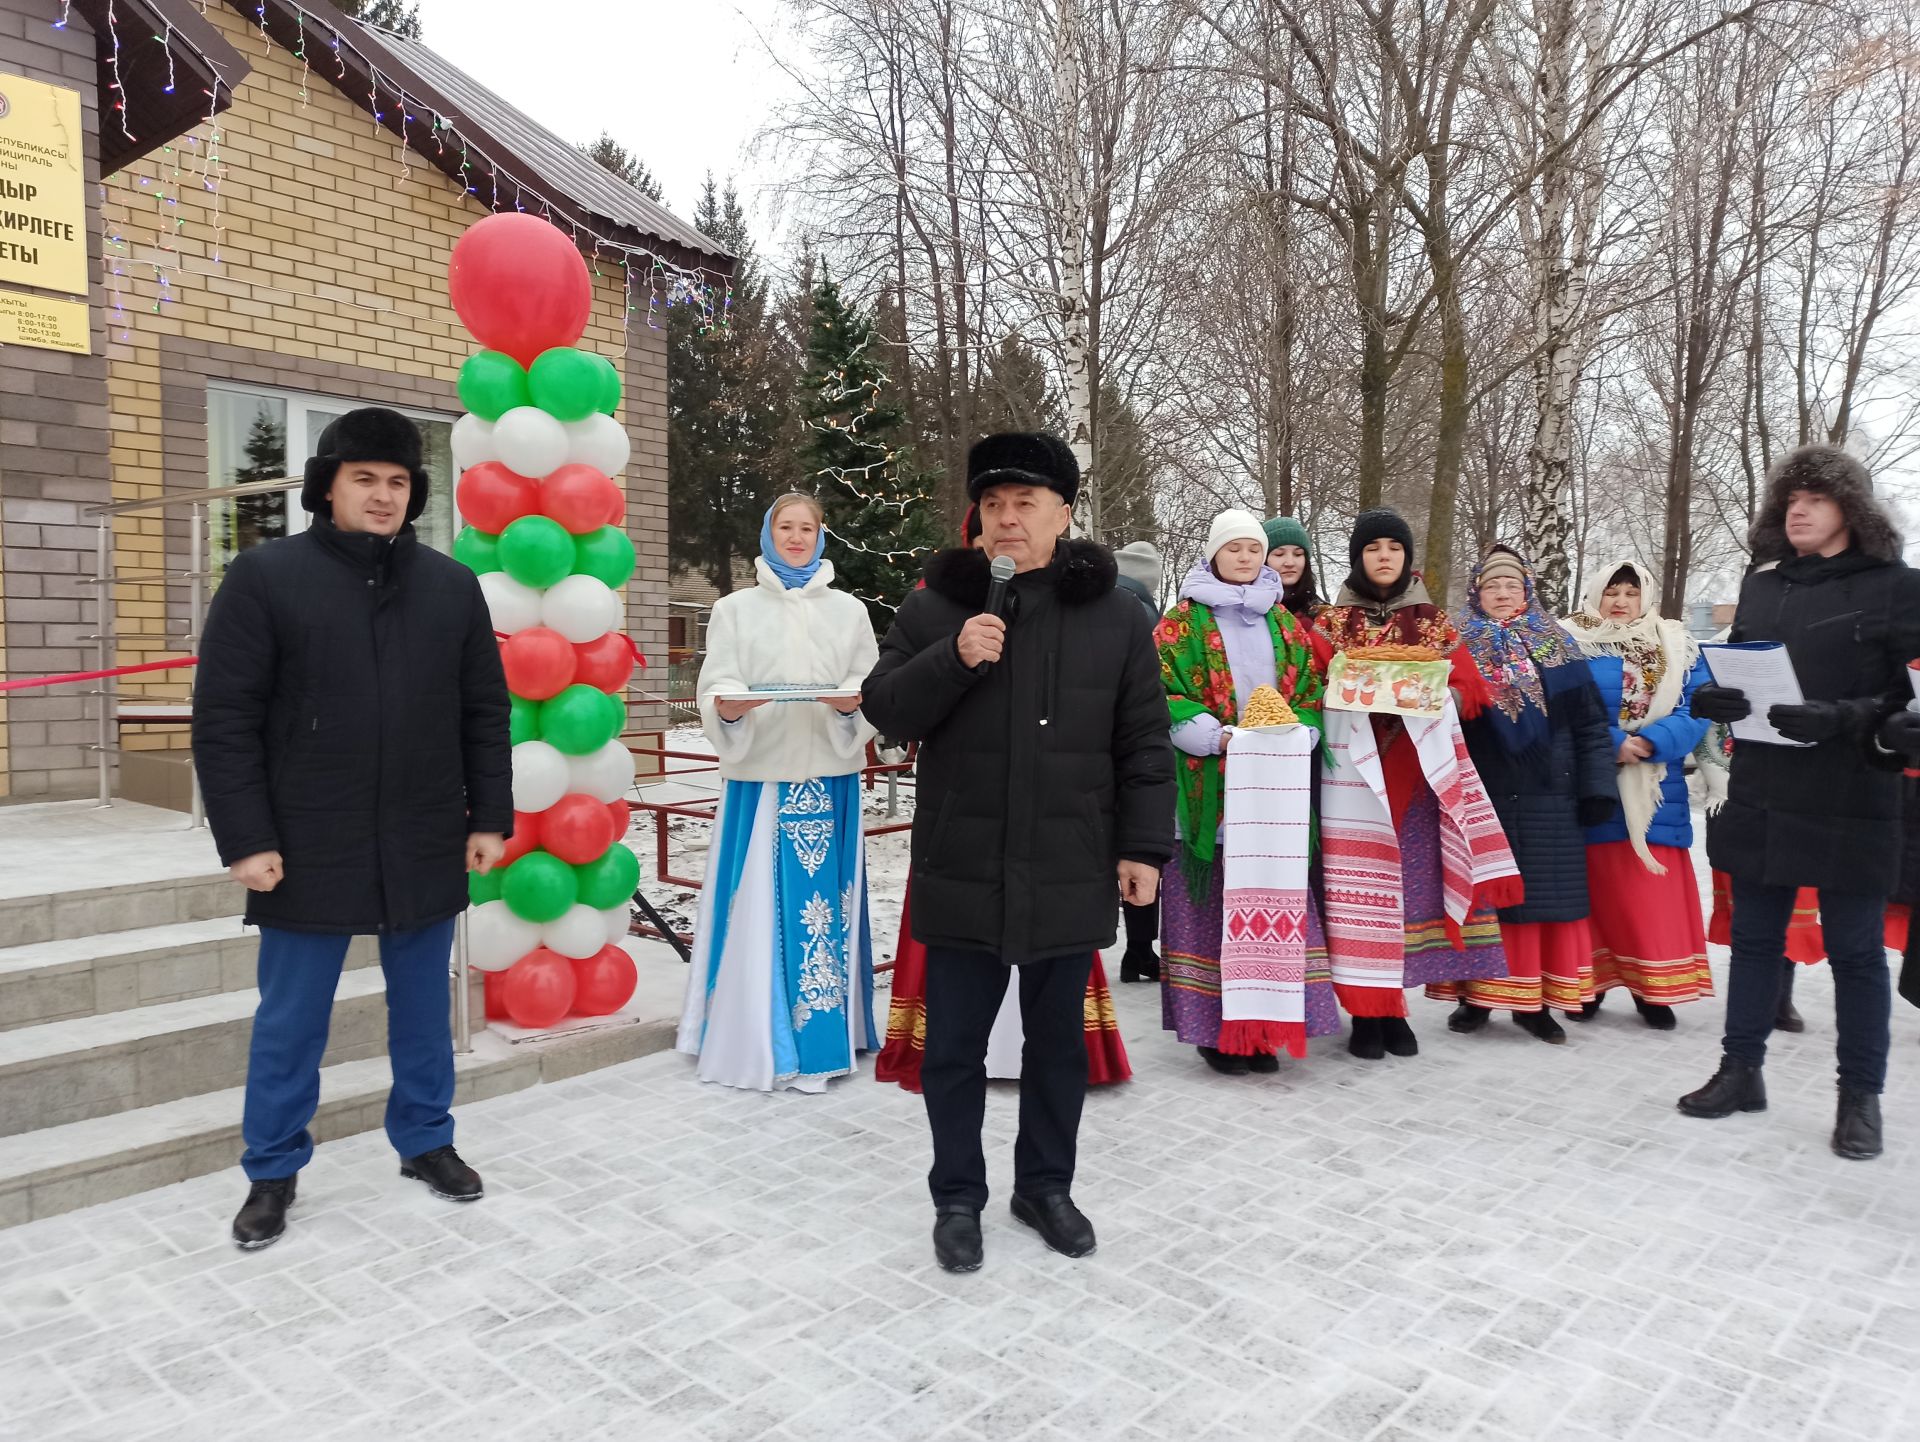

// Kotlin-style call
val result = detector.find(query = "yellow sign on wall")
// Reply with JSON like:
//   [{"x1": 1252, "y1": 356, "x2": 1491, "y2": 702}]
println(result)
[
  {"x1": 0, "y1": 72, "x2": 88, "y2": 296},
  {"x1": 0, "y1": 287, "x2": 89, "y2": 353}
]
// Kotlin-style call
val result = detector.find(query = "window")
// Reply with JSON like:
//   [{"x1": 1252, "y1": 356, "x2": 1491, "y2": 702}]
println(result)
[{"x1": 207, "y1": 383, "x2": 457, "y2": 575}]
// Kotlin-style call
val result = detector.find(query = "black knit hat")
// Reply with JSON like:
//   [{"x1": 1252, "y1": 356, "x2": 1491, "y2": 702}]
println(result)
[
  {"x1": 966, "y1": 432, "x2": 1079, "y2": 506},
  {"x1": 301, "y1": 407, "x2": 430, "y2": 522},
  {"x1": 1347, "y1": 508, "x2": 1415, "y2": 575}
]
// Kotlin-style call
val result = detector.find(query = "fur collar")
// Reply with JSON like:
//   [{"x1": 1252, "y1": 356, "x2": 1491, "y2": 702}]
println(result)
[{"x1": 921, "y1": 539, "x2": 1118, "y2": 609}]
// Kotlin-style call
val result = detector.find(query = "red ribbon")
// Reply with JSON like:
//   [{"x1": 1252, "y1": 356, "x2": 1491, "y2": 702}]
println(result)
[{"x1": 0, "y1": 656, "x2": 199, "y2": 693}]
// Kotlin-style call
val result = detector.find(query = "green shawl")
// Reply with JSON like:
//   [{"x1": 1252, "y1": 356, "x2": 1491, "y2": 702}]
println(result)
[{"x1": 1154, "y1": 599, "x2": 1327, "y2": 900}]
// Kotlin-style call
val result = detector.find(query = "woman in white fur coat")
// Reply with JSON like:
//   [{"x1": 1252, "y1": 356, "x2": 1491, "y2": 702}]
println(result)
[{"x1": 676, "y1": 494, "x2": 881, "y2": 1091}]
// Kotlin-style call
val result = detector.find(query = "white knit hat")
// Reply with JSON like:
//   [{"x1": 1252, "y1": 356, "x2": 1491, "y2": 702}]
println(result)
[{"x1": 1205, "y1": 508, "x2": 1269, "y2": 562}]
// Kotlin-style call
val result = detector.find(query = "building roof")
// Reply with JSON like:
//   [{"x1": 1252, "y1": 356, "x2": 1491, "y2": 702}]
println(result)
[
  {"x1": 231, "y1": 3, "x2": 732, "y2": 280},
  {"x1": 68, "y1": 0, "x2": 252, "y2": 174}
]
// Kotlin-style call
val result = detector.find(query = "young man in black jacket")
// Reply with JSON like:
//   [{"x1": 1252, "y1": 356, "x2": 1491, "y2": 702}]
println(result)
[
  {"x1": 1682, "y1": 443, "x2": 1920, "y2": 1160},
  {"x1": 864, "y1": 434, "x2": 1175, "y2": 1273},
  {"x1": 192, "y1": 409, "x2": 513, "y2": 1248}
]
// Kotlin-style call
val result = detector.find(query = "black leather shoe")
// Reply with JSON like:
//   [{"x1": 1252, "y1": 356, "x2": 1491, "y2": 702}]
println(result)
[
  {"x1": 1011, "y1": 1192, "x2": 1096, "y2": 1258},
  {"x1": 1775, "y1": 961, "x2": 1806, "y2": 1033},
  {"x1": 232, "y1": 1175, "x2": 296, "y2": 1251},
  {"x1": 1568, "y1": 997, "x2": 1603, "y2": 1022},
  {"x1": 1119, "y1": 950, "x2": 1161, "y2": 984},
  {"x1": 1447, "y1": 1003, "x2": 1490, "y2": 1034},
  {"x1": 933, "y1": 1206, "x2": 983, "y2": 1272},
  {"x1": 1677, "y1": 1057, "x2": 1767, "y2": 1117},
  {"x1": 400, "y1": 1145, "x2": 484, "y2": 1201},
  {"x1": 1632, "y1": 996, "x2": 1677, "y2": 1031},
  {"x1": 1514, "y1": 1009, "x2": 1567, "y2": 1045},
  {"x1": 1832, "y1": 1087, "x2": 1884, "y2": 1160},
  {"x1": 1347, "y1": 1016, "x2": 1385, "y2": 1060},
  {"x1": 1198, "y1": 1045, "x2": 1250, "y2": 1075},
  {"x1": 1247, "y1": 1051, "x2": 1281, "y2": 1073},
  {"x1": 1380, "y1": 1017, "x2": 1419, "y2": 1057}
]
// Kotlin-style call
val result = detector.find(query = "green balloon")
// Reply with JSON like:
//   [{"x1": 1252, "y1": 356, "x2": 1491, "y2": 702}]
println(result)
[
  {"x1": 453, "y1": 525, "x2": 501, "y2": 575},
  {"x1": 573, "y1": 526, "x2": 635, "y2": 587},
  {"x1": 587, "y1": 352, "x2": 622, "y2": 415},
  {"x1": 501, "y1": 850, "x2": 578, "y2": 923},
  {"x1": 468, "y1": 870, "x2": 503, "y2": 905},
  {"x1": 458, "y1": 351, "x2": 530, "y2": 421},
  {"x1": 528, "y1": 347, "x2": 604, "y2": 423},
  {"x1": 540, "y1": 683, "x2": 620, "y2": 755},
  {"x1": 509, "y1": 694, "x2": 540, "y2": 747},
  {"x1": 575, "y1": 843, "x2": 640, "y2": 910},
  {"x1": 498, "y1": 515, "x2": 576, "y2": 589}
]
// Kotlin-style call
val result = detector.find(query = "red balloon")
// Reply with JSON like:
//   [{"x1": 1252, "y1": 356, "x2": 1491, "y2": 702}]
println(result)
[
  {"x1": 606, "y1": 799, "x2": 631, "y2": 838},
  {"x1": 502, "y1": 947, "x2": 577, "y2": 1029},
  {"x1": 539, "y1": 465, "x2": 621, "y2": 535},
  {"x1": 448, "y1": 214, "x2": 592, "y2": 366},
  {"x1": 455, "y1": 462, "x2": 538, "y2": 534},
  {"x1": 573, "y1": 632, "x2": 635, "y2": 693},
  {"x1": 482, "y1": 968, "x2": 510, "y2": 1021},
  {"x1": 605, "y1": 491, "x2": 626, "y2": 526},
  {"x1": 571, "y1": 943, "x2": 637, "y2": 1017},
  {"x1": 501, "y1": 810, "x2": 543, "y2": 866},
  {"x1": 500, "y1": 627, "x2": 577, "y2": 700},
  {"x1": 541, "y1": 792, "x2": 618, "y2": 866}
]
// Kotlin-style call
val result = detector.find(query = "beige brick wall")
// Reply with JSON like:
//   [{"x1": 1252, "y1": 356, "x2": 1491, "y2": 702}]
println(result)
[{"x1": 97, "y1": 2, "x2": 671, "y2": 762}]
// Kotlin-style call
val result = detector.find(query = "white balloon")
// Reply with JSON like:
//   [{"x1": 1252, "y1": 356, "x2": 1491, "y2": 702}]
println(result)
[
  {"x1": 565, "y1": 412, "x2": 631, "y2": 477},
  {"x1": 467, "y1": 901, "x2": 540, "y2": 972},
  {"x1": 494, "y1": 405, "x2": 570, "y2": 479},
  {"x1": 568, "y1": 739, "x2": 636, "y2": 803},
  {"x1": 545, "y1": 904, "x2": 607, "y2": 960},
  {"x1": 541, "y1": 575, "x2": 622, "y2": 643},
  {"x1": 599, "y1": 904, "x2": 632, "y2": 943},
  {"x1": 478, "y1": 572, "x2": 542, "y2": 635},
  {"x1": 452, "y1": 414, "x2": 497, "y2": 471},
  {"x1": 511, "y1": 739, "x2": 570, "y2": 813}
]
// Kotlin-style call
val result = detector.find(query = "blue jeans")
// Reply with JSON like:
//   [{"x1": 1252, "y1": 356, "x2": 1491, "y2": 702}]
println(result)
[
  {"x1": 241, "y1": 920, "x2": 457, "y2": 1180},
  {"x1": 1723, "y1": 881, "x2": 1891, "y2": 1093}
]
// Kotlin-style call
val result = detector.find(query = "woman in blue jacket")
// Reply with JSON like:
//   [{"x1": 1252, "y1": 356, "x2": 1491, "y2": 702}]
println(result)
[{"x1": 1562, "y1": 560, "x2": 1713, "y2": 1028}]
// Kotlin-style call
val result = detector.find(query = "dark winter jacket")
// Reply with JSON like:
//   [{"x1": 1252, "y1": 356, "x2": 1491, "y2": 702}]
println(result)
[
  {"x1": 1708, "y1": 444, "x2": 1920, "y2": 895},
  {"x1": 1114, "y1": 573, "x2": 1158, "y2": 618},
  {"x1": 862, "y1": 539, "x2": 1176, "y2": 962},
  {"x1": 1462, "y1": 675, "x2": 1617, "y2": 924},
  {"x1": 1579, "y1": 654, "x2": 1712, "y2": 851},
  {"x1": 192, "y1": 522, "x2": 514, "y2": 934}
]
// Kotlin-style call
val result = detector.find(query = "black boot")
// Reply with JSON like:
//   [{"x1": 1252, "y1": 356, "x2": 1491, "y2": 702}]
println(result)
[
  {"x1": 399, "y1": 1145, "x2": 484, "y2": 1201},
  {"x1": 1568, "y1": 996, "x2": 1603, "y2": 1022},
  {"x1": 232, "y1": 1175, "x2": 296, "y2": 1251},
  {"x1": 933, "y1": 1205, "x2": 984, "y2": 1272},
  {"x1": 1775, "y1": 960, "x2": 1805, "y2": 1033},
  {"x1": 1347, "y1": 1016, "x2": 1386, "y2": 1060},
  {"x1": 1380, "y1": 1016, "x2": 1419, "y2": 1057},
  {"x1": 1247, "y1": 1050, "x2": 1281, "y2": 1073},
  {"x1": 1011, "y1": 1192, "x2": 1096, "y2": 1258},
  {"x1": 1120, "y1": 898, "x2": 1161, "y2": 982},
  {"x1": 1677, "y1": 1056, "x2": 1767, "y2": 1118},
  {"x1": 1514, "y1": 1009, "x2": 1567, "y2": 1045},
  {"x1": 1119, "y1": 950, "x2": 1161, "y2": 984},
  {"x1": 1832, "y1": 1088, "x2": 1884, "y2": 1160},
  {"x1": 1198, "y1": 1045, "x2": 1250, "y2": 1075},
  {"x1": 1632, "y1": 995, "x2": 1677, "y2": 1031},
  {"x1": 1447, "y1": 1002, "x2": 1490, "y2": 1034}
]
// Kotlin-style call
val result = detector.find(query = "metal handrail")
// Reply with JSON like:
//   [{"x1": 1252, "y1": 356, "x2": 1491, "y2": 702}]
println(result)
[{"x1": 83, "y1": 474, "x2": 301, "y2": 517}]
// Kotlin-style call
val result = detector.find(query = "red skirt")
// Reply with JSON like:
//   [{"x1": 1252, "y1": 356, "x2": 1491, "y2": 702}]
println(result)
[
  {"x1": 1427, "y1": 919, "x2": 1592, "y2": 1013},
  {"x1": 1585, "y1": 842, "x2": 1712, "y2": 1004},
  {"x1": 1707, "y1": 873, "x2": 1905, "y2": 962},
  {"x1": 874, "y1": 888, "x2": 1131, "y2": 1092}
]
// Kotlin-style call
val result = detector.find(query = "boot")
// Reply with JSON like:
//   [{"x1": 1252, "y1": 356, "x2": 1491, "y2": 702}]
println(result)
[
  {"x1": 1632, "y1": 995, "x2": 1677, "y2": 1031},
  {"x1": 1347, "y1": 1016, "x2": 1385, "y2": 1060},
  {"x1": 1380, "y1": 1016, "x2": 1419, "y2": 1057},
  {"x1": 1119, "y1": 950, "x2": 1161, "y2": 984},
  {"x1": 1011, "y1": 1192, "x2": 1096, "y2": 1258},
  {"x1": 1677, "y1": 1056, "x2": 1767, "y2": 1118},
  {"x1": 1198, "y1": 1045, "x2": 1250, "y2": 1075},
  {"x1": 1447, "y1": 1002, "x2": 1491, "y2": 1034},
  {"x1": 1774, "y1": 960, "x2": 1805, "y2": 1033},
  {"x1": 399, "y1": 1145, "x2": 484, "y2": 1201},
  {"x1": 1247, "y1": 1051, "x2": 1281, "y2": 1073},
  {"x1": 1119, "y1": 899, "x2": 1161, "y2": 982},
  {"x1": 1514, "y1": 1009, "x2": 1567, "y2": 1045},
  {"x1": 232, "y1": 1175, "x2": 296, "y2": 1251},
  {"x1": 1567, "y1": 996, "x2": 1603, "y2": 1022},
  {"x1": 1832, "y1": 1087, "x2": 1884, "y2": 1160},
  {"x1": 933, "y1": 1205, "x2": 984, "y2": 1272}
]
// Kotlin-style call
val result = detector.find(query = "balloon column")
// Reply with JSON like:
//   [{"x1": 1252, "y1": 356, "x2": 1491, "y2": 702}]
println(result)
[{"x1": 448, "y1": 214, "x2": 641, "y2": 1030}]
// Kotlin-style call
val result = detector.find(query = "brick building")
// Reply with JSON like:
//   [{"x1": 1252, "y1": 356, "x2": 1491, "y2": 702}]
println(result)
[{"x1": 0, "y1": 0, "x2": 731, "y2": 801}]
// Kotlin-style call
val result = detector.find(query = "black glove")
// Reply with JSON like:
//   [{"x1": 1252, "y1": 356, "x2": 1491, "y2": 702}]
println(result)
[
  {"x1": 1768, "y1": 702, "x2": 1849, "y2": 745},
  {"x1": 1578, "y1": 796, "x2": 1618, "y2": 828},
  {"x1": 1879, "y1": 710, "x2": 1920, "y2": 758},
  {"x1": 1691, "y1": 683, "x2": 1751, "y2": 724}
]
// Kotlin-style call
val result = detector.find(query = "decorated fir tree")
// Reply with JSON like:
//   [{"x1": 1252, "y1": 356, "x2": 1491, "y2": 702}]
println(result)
[{"x1": 796, "y1": 272, "x2": 940, "y2": 631}]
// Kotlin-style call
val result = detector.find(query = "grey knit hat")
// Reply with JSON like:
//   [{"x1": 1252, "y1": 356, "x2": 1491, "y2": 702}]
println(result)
[{"x1": 1113, "y1": 539, "x2": 1162, "y2": 593}]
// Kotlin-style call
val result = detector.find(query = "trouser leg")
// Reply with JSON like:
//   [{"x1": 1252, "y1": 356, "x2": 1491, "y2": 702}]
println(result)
[
  {"x1": 379, "y1": 919, "x2": 459, "y2": 1158},
  {"x1": 241, "y1": 928, "x2": 352, "y2": 1180},
  {"x1": 1013, "y1": 953, "x2": 1094, "y2": 1200},
  {"x1": 922, "y1": 947, "x2": 1013, "y2": 1210}
]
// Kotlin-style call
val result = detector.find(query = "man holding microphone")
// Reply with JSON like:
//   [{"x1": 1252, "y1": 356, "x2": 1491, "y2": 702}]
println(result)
[{"x1": 864, "y1": 433, "x2": 1174, "y2": 1273}]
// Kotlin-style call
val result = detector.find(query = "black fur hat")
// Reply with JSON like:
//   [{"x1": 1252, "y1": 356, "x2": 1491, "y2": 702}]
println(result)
[
  {"x1": 967, "y1": 432, "x2": 1079, "y2": 505},
  {"x1": 1749, "y1": 443, "x2": 1900, "y2": 563},
  {"x1": 301, "y1": 407, "x2": 430, "y2": 522}
]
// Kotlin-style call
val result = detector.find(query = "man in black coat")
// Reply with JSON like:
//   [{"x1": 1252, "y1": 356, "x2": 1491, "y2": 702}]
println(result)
[
  {"x1": 1682, "y1": 443, "x2": 1920, "y2": 1160},
  {"x1": 863, "y1": 434, "x2": 1175, "y2": 1273},
  {"x1": 192, "y1": 408, "x2": 513, "y2": 1249}
]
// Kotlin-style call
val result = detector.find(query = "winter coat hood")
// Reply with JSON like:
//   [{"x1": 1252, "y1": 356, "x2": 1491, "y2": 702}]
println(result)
[{"x1": 1749, "y1": 443, "x2": 1902, "y2": 564}]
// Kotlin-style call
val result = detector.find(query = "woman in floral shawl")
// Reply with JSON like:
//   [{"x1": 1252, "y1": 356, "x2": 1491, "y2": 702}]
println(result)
[{"x1": 1156, "y1": 509, "x2": 1334, "y2": 1073}]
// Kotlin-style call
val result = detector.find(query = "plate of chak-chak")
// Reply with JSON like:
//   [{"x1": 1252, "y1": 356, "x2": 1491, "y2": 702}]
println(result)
[{"x1": 1237, "y1": 685, "x2": 1301, "y2": 733}]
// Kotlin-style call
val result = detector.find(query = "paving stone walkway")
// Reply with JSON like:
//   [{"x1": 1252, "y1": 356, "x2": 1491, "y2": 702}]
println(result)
[{"x1": 2, "y1": 945, "x2": 1917, "y2": 1442}]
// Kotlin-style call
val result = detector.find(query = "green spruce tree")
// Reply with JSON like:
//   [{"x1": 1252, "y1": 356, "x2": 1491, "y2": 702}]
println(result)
[
  {"x1": 336, "y1": 0, "x2": 423, "y2": 39},
  {"x1": 796, "y1": 271, "x2": 939, "y2": 630}
]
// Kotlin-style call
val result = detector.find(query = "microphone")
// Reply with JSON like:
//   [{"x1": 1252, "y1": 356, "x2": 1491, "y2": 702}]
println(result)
[{"x1": 984, "y1": 554, "x2": 1016, "y2": 620}]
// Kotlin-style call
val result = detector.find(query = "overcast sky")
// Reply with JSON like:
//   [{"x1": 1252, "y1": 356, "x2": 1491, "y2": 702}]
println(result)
[{"x1": 410, "y1": 0, "x2": 796, "y2": 241}]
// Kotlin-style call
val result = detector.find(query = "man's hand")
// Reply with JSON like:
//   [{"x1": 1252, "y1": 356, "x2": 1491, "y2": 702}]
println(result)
[
  {"x1": 715, "y1": 697, "x2": 770, "y2": 723},
  {"x1": 1691, "y1": 683, "x2": 1750, "y2": 724},
  {"x1": 230, "y1": 851, "x2": 284, "y2": 893},
  {"x1": 467, "y1": 833, "x2": 507, "y2": 873},
  {"x1": 1768, "y1": 702, "x2": 1847, "y2": 745},
  {"x1": 1617, "y1": 736, "x2": 1654, "y2": 764},
  {"x1": 1879, "y1": 709, "x2": 1920, "y2": 757},
  {"x1": 956, "y1": 614, "x2": 1007, "y2": 669},
  {"x1": 1118, "y1": 860, "x2": 1160, "y2": 907},
  {"x1": 825, "y1": 692, "x2": 864, "y2": 716}
]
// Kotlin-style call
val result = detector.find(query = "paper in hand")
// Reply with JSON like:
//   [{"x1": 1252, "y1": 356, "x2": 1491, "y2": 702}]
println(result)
[{"x1": 1700, "y1": 642, "x2": 1813, "y2": 747}]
